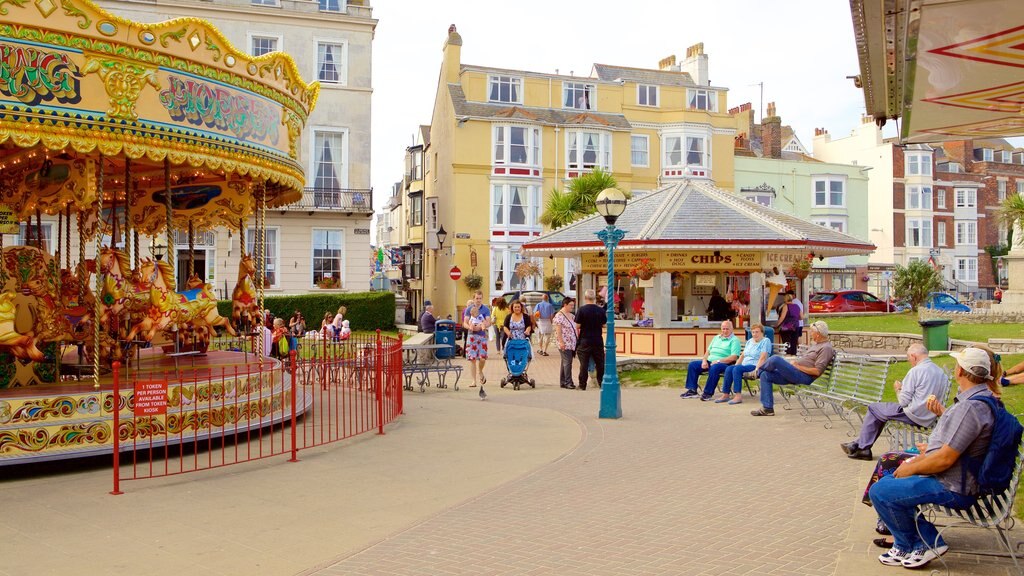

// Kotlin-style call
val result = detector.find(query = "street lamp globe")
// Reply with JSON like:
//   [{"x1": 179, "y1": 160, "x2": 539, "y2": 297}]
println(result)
[
  {"x1": 595, "y1": 188, "x2": 627, "y2": 225},
  {"x1": 436, "y1": 224, "x2": 447, "y2": 250}
]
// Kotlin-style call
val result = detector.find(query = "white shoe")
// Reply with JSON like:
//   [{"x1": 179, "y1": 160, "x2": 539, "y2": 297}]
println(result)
[
  {"x1": 901, "y1": 545, "x2": 948, "y2": 568},
  {"x1": 877, "y1": 547, "x2": 910, "y2": 567}
]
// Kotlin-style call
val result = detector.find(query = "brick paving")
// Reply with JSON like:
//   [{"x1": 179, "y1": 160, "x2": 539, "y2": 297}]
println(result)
[{"x1": 307, "y1": 342, "x2": 1024, "y2": 576}]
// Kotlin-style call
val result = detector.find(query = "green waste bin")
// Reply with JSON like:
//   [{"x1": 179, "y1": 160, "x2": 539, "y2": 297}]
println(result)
[{"x1": 919, "y1": 319, "x2": 951, "y2": 352}]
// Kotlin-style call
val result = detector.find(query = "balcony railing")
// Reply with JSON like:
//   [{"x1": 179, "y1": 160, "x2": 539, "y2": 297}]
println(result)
[{"x1": 281, "y1": 188, "x2": 373, "y2": 214}]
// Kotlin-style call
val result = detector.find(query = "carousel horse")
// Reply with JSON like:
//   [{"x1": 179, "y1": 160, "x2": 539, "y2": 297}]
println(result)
[
  {"x1": 98, "y1": 248, "x2": 165, "y2": 343},
  {"x1": 0, "y1": 246, "x2": 74, "y2": 363},
  {"x1": 60, "y1": 261, "x2": 96, "y2": 340},
  {"x1": 231, "y1": 252, "x2": 259, "y2": 333},
  {"x1": 158, "y1": 265, "x2": 237, "y2": 338}
]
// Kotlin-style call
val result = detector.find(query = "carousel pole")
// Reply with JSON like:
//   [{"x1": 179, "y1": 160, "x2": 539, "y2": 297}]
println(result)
[
  {"x1": 35, "y1": 209, "x2": 42, "y2": 250},
  {"x1": 93, "y1": 154, "x2": 105, "y2": 396},
  {"x1": 164, "y1": 158, "x2": 174, "y2": 287},
  {"x1": 256, "y1": 182, "x2": 266, "y2": 371},
  {"x1": 56, "y1": 209, "x2": 63, "y2": 261},
  {"x1": 65, "y1": 204, "x2": 71, "y2": 271},
  {"x1": 188, "y1": 220, "x2": 195, "y2": 279},
  {"x1": 77, "y1": 203, "x2": 85, "y2": 302}
]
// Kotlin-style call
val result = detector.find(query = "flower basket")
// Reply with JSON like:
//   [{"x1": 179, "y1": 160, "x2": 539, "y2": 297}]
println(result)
[
  {"x1": 544, "y1": 274, "x2": 563, "y2": 291},
  {"x1": 463, "y1": 273, "x2": 483, "y2": 290},
  {"x1": 628, "y1": 258, "x2": 658, "y2": 281},
  {"x1": 515, "y1": 260, "x2": 540, "y2": 281},
  {"x1": 788, "y1": 259, "x2": 812, "y2": 280}
]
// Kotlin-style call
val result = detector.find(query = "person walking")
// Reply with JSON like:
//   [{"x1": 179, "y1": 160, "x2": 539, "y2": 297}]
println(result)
[
  {"x1": 491, "y1": 297, "x2": 510, "y2": 354},
  {"x1": 776, "y1": 293, "x2": 800, "y2": 355},
  {"x1": 575, "y1": 289, "x2": 606, "y2": 391},
  {"x1": 462, "y1": 290, "x2": 491, "y2": 387},
  {"x1": 533, "y1": 293, "x2": 556, "y2": 356},
  {"x1": 552, "y1": 297, "x2": 577, "y2": 389}
]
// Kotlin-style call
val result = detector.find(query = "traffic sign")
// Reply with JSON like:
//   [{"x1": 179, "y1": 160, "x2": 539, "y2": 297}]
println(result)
[{"x1": 449, "y1": 266, "x2": 461, "y2": 280}]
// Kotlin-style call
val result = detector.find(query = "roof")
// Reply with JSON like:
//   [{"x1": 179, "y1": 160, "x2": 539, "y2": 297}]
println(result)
[
  {"x1": 591, "y1": 63, "x2": 695, "y2": 87},
  {"x1": 448, "y1": 85, "x2": 632, "y2": 130},
  {"x1": 523, "y1": 180, "x2": 875, "y2": 256},
  {"x1": 419, "y1": 125, "x2": 431, "y2": 147}
]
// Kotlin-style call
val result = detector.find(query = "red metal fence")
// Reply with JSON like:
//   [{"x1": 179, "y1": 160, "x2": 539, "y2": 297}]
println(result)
[{"x1": 110, "y1": 332, "x2": 403, "y2": 494}]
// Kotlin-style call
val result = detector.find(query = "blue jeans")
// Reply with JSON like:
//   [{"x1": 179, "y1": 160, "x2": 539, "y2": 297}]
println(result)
[
  {"x1": 685, "y1": 360, "x2": 730, "y2": 395},
  {"x1": 722, "y1": 364, "x2": 756, "y2": 394},
  {"x1": 869, "y1": 474, "x2": 975, "y2": 552},
  {"x1": 758, "y1": 356, "x2": 816, "y2": 409}
]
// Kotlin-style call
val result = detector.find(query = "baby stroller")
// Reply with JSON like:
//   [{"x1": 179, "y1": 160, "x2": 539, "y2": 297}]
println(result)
[{"x1": 500, "y1": 338, "x2": 535, "y2": 390}]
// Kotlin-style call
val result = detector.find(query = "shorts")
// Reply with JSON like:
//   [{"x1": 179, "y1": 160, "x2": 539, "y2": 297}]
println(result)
[{"x1": 537, "y1": 319, "x2": 553, "y2": 335}]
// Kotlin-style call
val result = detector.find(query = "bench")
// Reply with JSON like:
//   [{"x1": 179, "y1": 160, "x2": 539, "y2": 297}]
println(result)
[
  {"x1": 915, "y1": 437, "x2": 1024, "y2": 570},
  {"x1": 740, "y1": 344, "x2": 810, "y2": 408},
  {"x1": 403, "y1": 332, "x2": 434, "y2": 347},
  {"x1": 403, "y1": 362, "x2": 463, "y2": 392},
  {"x1": 795, "y1": 353, "x2": 896, "y2": 433},
  {"x1": 884, "y1": 370, "x2": 956, "y2": 453}
]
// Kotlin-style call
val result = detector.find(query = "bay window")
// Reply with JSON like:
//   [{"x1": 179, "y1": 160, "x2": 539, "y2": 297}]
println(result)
[
  {"x1": 955, "y1": 221, "x2": 977, "y2": 245},
  {"x1": 955, "y1": 188, "x2": 976, "y2": 208},
  {"x1": 491, "y1": 246, "x2": 541, "y2": 292},
  {"x1": 906, "y1": 219, "x2": 932, "y2": 248},
  {"x1": 566, "y1": 130, "x2": 611, "y2": 171},
  {"x1": 906, "y1": 186, "x2": 932, "y2": 210},
  {"x1": 955, "y1": 258, "x2": 978, "y2": 282},
  {"x1": 906, "y1": 154, "x2": 931, "y2": 176},
  {"x1": 493, "y1": 125, "x2": 540, "y2": 166},
  {"x1": 813, "y1": 175, "x2": 846, "y2": 207},
  {"x1": 663, "y1": 135, "x2": 709, "y2": 170},
  {"x1": 491, "y1": 183, "x2": 542, "y2": 228}
]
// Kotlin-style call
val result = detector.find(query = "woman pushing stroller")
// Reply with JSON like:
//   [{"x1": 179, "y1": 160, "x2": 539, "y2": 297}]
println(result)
[{"x1": 502, "y1": 300, "x2": 534, "y2": 358}]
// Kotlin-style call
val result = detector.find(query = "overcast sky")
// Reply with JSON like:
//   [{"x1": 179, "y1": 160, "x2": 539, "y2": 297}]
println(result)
[{"x1": 368, "y1": 0, "x2": 872, "y2": 214}]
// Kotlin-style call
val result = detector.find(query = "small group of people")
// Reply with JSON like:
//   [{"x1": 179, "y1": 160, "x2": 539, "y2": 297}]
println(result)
[
  {"x1": 553, "y1": 289, "x2": 607, "y2": 391},
  {"x1": 319, "y1": 305, "x2": 351, "y2": 341}
]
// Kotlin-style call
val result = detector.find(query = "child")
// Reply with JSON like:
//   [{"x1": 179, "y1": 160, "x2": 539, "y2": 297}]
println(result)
[
  {"x1": 272, "y1": 317, "x2": 289, "y2": 359},
  {"x1": 338, "y1": 319, "x2": 352, "y2": 341},
  {"x1": 466, "y1": 304, "x2": 485, "y2": 333},
  {"x1": 321, "y1": 311, "x2": 335, "y2": 339}
]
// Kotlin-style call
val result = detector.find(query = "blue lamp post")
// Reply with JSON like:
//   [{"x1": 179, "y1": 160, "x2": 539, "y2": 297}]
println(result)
[{"x1": 594, "y1": 188, "x2": 627, "y2": 419}]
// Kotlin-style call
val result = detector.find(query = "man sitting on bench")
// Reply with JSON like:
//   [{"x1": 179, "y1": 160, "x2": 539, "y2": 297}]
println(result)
[
  {"x1": 680, "y1": 320, "x2": 740, "y2": 401},
  {"x1": 751, "y1": 320, "x2": 834, "y2": 417},
  {"x1": 840, "y1": 343, "x2": 946, "y2": 460}
]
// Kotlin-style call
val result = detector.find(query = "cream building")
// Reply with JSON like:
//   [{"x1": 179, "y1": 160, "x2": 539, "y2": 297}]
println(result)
[
  {"x1": 413, "y1": 26, "x2": 738, "y2": 317},
  {"x1": 9, "y1": 0, "x2": 378, "y2": 295}
]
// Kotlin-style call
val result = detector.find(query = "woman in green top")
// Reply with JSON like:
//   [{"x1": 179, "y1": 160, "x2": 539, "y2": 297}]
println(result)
[{"x1": 491, "y1": 297, "x2": 510, "y2": 353}]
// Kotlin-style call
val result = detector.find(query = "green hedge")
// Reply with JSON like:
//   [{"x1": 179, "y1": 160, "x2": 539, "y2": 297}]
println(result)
[{"x1": 216, "y1": 292, "x2": 395, "y2": 331}]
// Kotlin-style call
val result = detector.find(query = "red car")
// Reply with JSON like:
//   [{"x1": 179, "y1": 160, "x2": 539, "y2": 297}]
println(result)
[{"x1": 808, "y1": 290, "x2": 896, "y2": 313}]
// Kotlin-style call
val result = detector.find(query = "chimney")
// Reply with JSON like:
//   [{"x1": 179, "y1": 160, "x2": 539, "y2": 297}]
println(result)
[
  {"x1": 658, "y1": 55, "x2": 678, "y2": 71},
  {"x1": 442, "y1": 24, "x2": 462, "y2": 84},
  {"x1": 680, "y1": 42, "x2": 708, "y2": 86},
  {"x1": 761, "y1": 101, "x2": 782, "y2": 159},
  {"x1": 728, "y1": 102, "x2": 756, "y2": 151}
]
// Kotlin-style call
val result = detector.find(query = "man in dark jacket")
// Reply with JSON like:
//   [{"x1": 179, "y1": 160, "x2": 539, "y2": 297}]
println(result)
[
  {"x1": 574, "y1": 289, "x2": 606, "y2": 391},
  {"x1": 418, "y1": 301, "x2": 436, "y2": 333}
]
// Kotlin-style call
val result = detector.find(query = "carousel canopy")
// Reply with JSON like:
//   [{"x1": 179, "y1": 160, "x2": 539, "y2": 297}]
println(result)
[
  {"x1": 851, "y1": 0, "x2": 1024, "y2": 143},
  {"x1": 523, "y1": 180, "x2": 876, "y2": 258},
  {"x1": 0, "y1": 0, "x2": 319, "y2": 232}
]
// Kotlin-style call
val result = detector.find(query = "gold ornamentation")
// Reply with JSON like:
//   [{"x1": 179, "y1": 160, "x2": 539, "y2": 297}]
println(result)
[
  {"x1": 82, "y1": 53, "x2": 159, "y2": 121},
  {"x1": 0, "y1": 0, "x2": 27, "y2": 16},
  {"x1": 60, "y1": 0, "x2": 90, "y2": 29},
  {"x1": 282, "y1": 109, "x2": 302, "y2": 160},
  {"x1": 205, "y1": 33, "x2": 221, "y2": 61},
  {"x1": 34, "y1": 0, "x2": 55, "y2": 17},
  {"x1": 159, "y1": 25, "x2": 188, "y2": 48}
]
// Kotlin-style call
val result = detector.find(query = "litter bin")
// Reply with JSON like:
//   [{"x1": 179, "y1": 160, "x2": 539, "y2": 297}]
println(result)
[
  {"x1": 434, "y1": 319, "x2": 456, "y2": 359},
  {"x1": 919, "y1": 318, "x2": 951, "y2": 352}
]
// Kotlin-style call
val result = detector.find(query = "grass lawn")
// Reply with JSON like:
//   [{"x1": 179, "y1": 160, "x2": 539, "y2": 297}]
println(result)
[{"x1": 814, "y1": 313, "x2": 1023, "y2": 342}]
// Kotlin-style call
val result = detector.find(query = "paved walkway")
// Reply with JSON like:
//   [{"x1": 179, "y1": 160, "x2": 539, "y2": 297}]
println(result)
[{"x1": 2, "y1": 342, "x2": 1021, "y2": 575}]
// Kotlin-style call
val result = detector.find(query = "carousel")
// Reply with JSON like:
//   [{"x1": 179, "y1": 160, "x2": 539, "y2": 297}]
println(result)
[
  {"x1": 524, "y1": 180, "x2": 877, "y2": 356},
  {"x1": 0, "y1": 0, "x2": 316, "y2": 463}
]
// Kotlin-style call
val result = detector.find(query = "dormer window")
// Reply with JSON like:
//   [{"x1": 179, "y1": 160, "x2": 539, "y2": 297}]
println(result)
[
  {"x1": 563, "y1": 82, "x2": 595, "y2": 110},
  {"x1": 489, "y1": 75, "x2": 522, "y2": 104},
  {"x1": 1001, "y1": 150, "x2": 1013, "y2": 163},
  {"x1": 637, "y1": 84, "x2": 658, "y2": 107},
  {"x1": 974, "y1": 148, "x2": 994, "y2": 161}
]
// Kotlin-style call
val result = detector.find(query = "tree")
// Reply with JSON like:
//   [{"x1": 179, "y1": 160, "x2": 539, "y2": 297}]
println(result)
[
  {"x1": 998, "y1": 193, "x2": 1024, "y2": 248},
  {"x1": 892, "y1": 260, "x2": 943, "y2": 311},
  {"x1": 539, "y1": 168, "x2": 621, "y2": 229}
]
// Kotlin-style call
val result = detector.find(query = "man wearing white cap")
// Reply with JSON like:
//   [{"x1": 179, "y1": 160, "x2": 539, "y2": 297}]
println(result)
[
  {"x1": 750, "y1": 320, "x2": 834, "y2": 417},
  {"x1": 869, "y1": 347, "x2": 996, "y2": 569}
]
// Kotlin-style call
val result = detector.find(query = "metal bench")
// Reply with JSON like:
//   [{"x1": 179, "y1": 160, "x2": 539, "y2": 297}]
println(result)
[
  {"x1": 403, "y1": 362, "x2": 463, "y2": 392},
  {"x1": 884, "y1": 370, "x2": 956, "y2": 453},
  {"x1": 796, "y1": 353, "x2": 896, "y2": 432},
  {"x1": 740, "y1": 344, "x2": 814, "y2": 408},
  {"x1": 915, "y1": 437, "x2": 1024, "y2": 572}
]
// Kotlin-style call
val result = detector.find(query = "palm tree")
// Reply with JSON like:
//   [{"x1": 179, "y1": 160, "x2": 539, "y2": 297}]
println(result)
[
  {"x1": 892, "y1": 260, "x2": 943, "y2": 311},
  {"x1": 998, "y1": 193, "x2": 1024, "y2": 249},
  {"x1": 539, "y1": 168, "x2": 621, "y2": 229}
]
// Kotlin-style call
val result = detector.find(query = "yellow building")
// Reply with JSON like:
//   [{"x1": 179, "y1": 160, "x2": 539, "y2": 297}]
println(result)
[{"x1": 420, "y1": 26, "x2": 738, "y2": 317}]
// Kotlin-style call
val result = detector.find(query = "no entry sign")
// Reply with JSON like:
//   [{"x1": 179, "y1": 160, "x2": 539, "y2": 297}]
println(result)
[{"x1": 449, "y1": 266, "x2": 462, "y2": 280}]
